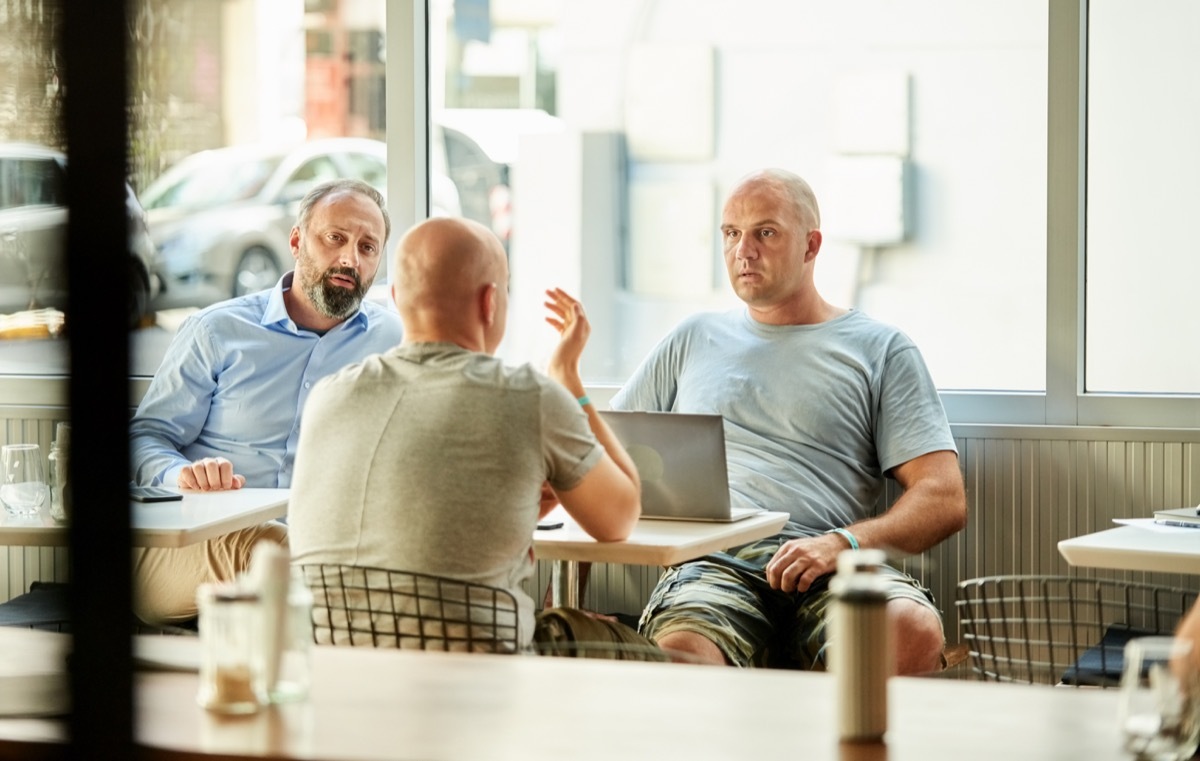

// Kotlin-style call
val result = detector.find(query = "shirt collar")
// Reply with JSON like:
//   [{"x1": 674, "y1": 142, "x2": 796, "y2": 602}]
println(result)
[{"x1": 263, "y1": 271, "x2": 371, "y2": 334}]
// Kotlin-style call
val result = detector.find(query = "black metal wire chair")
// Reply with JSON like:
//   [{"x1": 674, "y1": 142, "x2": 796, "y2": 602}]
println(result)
[
  {"x1": 298, "y1": 564, "x2": 522, "y2": 654},
  {"x1": 955, "y1": 575, "x2": 1198, "y2": 687}
]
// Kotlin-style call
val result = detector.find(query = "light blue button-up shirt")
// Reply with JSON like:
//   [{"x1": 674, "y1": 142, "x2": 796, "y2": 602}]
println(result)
[{"x1": 130, "y1": 273, "x2": 404, "y2": 488}]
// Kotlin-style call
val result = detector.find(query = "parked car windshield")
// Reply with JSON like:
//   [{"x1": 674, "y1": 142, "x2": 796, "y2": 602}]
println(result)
[{"x1": 142, "y1": 153, "x2": 284, "y2": 211}]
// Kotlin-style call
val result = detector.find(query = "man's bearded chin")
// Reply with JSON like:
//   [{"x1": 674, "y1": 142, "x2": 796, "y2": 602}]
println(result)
[{"x1": 306, "y1": 266, "x2": 373, "y2": 319}]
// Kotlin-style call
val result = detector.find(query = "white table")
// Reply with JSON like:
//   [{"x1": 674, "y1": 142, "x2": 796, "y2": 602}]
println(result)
[
  {"x1": 533, "y1": 507, "x2": 790, "y2": 607},
  {"x1": 0, "y1": 488, "x2": 290, "y2": 548},
  {"x1": 1057, "y1": 519, "x2": 1200, "y2": 575},
  {"x1": 0, "y1": 630, "x2": 1131, "y2": 761}
]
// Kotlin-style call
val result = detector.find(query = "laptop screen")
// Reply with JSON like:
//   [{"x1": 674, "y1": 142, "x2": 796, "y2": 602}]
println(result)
[{"x1": 598, "y1": 410, "x2": 743, "y2": 521}]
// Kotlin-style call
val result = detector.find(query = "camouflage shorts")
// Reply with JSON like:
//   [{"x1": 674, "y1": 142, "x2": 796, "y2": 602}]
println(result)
[{"x1": 637, "y1": 535, "x2": 941, "y2": 669}]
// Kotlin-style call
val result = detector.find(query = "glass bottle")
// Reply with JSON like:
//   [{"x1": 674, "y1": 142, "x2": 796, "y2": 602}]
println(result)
[
  {"x1": 47, "y1": 422, "x2": 70, "y2": 521},
  {"x1": 269, "y1": 567, "x2": 313, "y2": 702}
]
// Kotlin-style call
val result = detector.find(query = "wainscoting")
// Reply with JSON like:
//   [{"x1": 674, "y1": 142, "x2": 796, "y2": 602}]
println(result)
[{"x1": 4, "y1": 401, "x2": 1200, "y2": 644}]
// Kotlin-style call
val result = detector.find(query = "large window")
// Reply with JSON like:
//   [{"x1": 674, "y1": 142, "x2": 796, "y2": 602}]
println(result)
[
  {"x1": 0, "y1": 0, "x2": 393, "y2": 380},
  {"x1": 1, "y1": 0, "x2": 1196, "y2": 429},
  {"x1": 1086, "y1": 0, "x2": 1200, "y2": 395},
  {"x1": 416, "y1": 0, "x2": 1197, "y2": 426},
  {"x1": 429, "y1": 1, "x2": 1050, "y2": 392}
]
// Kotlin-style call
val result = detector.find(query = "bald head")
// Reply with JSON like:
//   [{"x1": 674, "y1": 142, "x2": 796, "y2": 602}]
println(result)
[
  {"x1": 392, "y1": 217, "x2": 509, "y2": 352},
  {"x1": 730, "y1": 168, "x2": 821, "y2": 231}
]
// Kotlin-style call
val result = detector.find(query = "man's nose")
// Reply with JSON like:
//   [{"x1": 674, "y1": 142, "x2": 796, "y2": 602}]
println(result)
[
  {"x1": 735, "y1": 237, "x2": 759, "y2": 260},
  {"x1": 338, "y1": 244, "x2": 361, "y2": 268}
]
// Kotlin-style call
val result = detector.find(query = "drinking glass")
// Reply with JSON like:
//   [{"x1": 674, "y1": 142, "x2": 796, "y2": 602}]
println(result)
[
  {"x1": 1118, "y1": 636, "x2": 1200, "y2": 761},
  {"x1": 196, "y1": 584, "x2": 267, "y2": 715},
  {"x1": 1, "y1": 443, "x2": 48, "y2": 516}
]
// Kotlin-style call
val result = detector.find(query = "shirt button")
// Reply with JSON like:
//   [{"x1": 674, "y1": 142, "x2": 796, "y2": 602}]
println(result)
[{"x1": 303, "y1": 381, "x2": 311, "y2": 389}]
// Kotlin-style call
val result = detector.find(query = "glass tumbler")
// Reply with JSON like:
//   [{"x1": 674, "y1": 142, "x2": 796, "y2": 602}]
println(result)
[
  {"x1": 1118, "y1": 636, "x2": 1200, "y2": 761},
  {"x1": 1, "y1": 443, "x2": 48, "y2": 516},
  {"x1": 196, "y1": 584, "x2": 267, "y2": 715}
]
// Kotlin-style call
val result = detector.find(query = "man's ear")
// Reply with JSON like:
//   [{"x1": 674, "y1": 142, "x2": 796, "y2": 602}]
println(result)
[
  {"x1": 289, "y1": 226, "x2": 302, "y2": 261},
  {"x1": 805, "y1": 229, "x2": 823, "y2": 262},
  {"x1": 481, "y1": 282, "x2": 498, "y2": 326}
]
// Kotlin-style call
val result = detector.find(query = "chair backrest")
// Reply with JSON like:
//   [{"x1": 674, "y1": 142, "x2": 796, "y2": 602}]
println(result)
[
  {"x1": 298, "y1": 564, "x2": 521, "y2": 654},
  {"x1": 955, "y1": 575, "x2": 1198, "y2": 687}
]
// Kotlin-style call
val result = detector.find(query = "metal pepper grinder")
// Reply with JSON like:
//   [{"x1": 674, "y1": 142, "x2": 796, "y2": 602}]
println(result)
[{"x1": 829, "y1": 548, "x2": 892, "y2": 743}]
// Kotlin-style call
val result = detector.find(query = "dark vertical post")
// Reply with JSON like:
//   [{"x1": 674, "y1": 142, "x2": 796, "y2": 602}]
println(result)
[{"x1": 62, "y1": 0, "x2": 134, "y2": 755}]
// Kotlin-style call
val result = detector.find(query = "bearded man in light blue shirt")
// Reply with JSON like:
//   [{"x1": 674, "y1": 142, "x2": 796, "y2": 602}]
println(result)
[{"x1": 129, "y1": 178, "x2": 403, "y2": 623}]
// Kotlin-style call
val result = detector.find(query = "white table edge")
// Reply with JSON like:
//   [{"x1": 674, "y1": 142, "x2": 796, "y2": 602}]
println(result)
[
  {"x1": 534, "y1": 511, "x2": 790, "y2": 566},
  {"x1": 1057, "y1": 524, "x2": 1200, "y2": 575},
  {"x1": 1, "y1": 488, "x2": 290, "y2": 549}
]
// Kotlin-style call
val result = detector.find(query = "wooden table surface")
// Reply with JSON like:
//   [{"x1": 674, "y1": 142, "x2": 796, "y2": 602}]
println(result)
[{"x1": 0, "y1": 632, "x2": 1128, "y2": 760}]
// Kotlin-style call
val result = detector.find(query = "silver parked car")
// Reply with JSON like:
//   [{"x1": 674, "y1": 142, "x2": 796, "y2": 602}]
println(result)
[
  {"x1": 0, "y1": 142, "x2": 161, "y2": 325},
  {"x1": 141, "y1": 137, "x2": 461, "y2": 310}
]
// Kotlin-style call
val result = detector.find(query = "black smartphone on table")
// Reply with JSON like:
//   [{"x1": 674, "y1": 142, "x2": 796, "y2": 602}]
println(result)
[{"x1": 130, "y1": 485, "x2": 183, "y2": 503}]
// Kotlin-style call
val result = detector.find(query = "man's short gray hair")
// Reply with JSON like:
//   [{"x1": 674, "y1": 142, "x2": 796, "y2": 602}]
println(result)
[{"x1": 296, "y1": 178, "x2": 391, "y2": 243}]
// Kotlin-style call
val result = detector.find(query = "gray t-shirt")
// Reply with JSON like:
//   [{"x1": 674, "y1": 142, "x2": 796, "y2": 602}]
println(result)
[
  {"x1": 610, "y1": 309, "x2": 956, "y2": 538},
  {"x1": 288, "y1": 342, "x2": 604, "y2": 644}
]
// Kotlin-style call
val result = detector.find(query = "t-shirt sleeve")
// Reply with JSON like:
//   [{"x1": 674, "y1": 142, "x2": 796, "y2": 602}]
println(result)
[
  {"x1": 541, "y1": 381, "x2": 605, "y2": 492},
  {"x1": 875, "y1": 343, "x2": 957, "y2": 474},
  {"x1": 610, "y1": 323, "x2": 690, "y2": 412}
]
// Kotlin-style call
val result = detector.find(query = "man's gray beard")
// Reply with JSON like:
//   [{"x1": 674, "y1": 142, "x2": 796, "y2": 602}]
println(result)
[{"x1": 306, "y1": 273, "x2": 370, "y2": 319}]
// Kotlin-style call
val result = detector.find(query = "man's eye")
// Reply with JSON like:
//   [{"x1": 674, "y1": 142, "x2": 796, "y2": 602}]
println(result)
[{"x1": 760, "y1": 230, "x2": 775, "y2": 238}]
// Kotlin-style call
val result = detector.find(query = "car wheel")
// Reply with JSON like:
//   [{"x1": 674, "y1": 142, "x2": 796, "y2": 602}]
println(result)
[
  {"x1": 129, "y1": 258, "x2": 150, "y2": 329},
  {"x1": 233, "y1": 247, "x2": 282, "y2": 297}
]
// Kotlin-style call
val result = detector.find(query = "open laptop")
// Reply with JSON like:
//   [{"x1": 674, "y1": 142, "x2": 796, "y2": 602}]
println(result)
[
  {"x1": 598, "y1": 410, "x2": 757, "y2": 522},
  {"x1": 1152, "y1": 506, "x2": 1200, "y2": 528}
]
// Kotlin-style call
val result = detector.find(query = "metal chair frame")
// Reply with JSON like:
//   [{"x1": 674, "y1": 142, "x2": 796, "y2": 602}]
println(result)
[
  {"x1": 299, "y1": 563, "x2": 522, "y2": 654},
  {"x1": 955, "y1": 574, "x2": 1198, "y2": 687}
]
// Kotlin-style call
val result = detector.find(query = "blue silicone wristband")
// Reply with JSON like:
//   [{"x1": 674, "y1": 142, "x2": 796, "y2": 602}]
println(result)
[
  {"x1": 827, "y1": 527, "x2": 860, "y2": 551},
  {"x1": 577, "y1": 395, "x2": 591, "y2": 407}
]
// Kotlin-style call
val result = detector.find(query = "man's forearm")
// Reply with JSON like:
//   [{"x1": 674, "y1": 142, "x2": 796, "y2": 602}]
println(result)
[
  {"x1": 129, "y1": 432, "x2": 189, "y2": 486},
  {"x1": 843, "y1": 483, "x2": 966, "y2": 556},
  {"x1": 581, "y1": 403, "x2": 640, "y2": 490}
]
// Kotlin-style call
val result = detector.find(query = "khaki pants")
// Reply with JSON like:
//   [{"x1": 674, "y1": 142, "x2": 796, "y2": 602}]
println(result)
[
  {"x1": 132, "y1": 521, "x2": 288, "y2": 624},
  {"x1": 533, "y1": 607, "x2": 665, "y2": 660}
]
